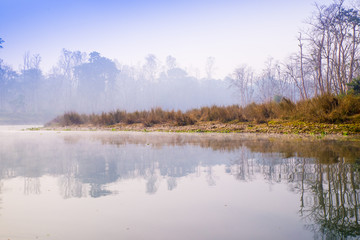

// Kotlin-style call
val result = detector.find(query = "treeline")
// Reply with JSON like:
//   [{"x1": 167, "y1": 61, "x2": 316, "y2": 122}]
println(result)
[
  {"x1": 48, "y1": 94, "x2": 360, "y2": 127},
  {"x1": 1, "y1": 1, "x2": 360, "y2": 123},
  {"x1": 0, "y1": 52, "x2": 237, "y2": 122}
]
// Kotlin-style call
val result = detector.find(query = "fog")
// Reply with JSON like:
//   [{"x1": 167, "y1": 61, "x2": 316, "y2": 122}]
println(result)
[
  {"x1": 0, "y1": 50, "x2": 244, "y2": 123},
  {"x1": 0, "y1": 48, "x2": 307, "y2": 124},
  {"x1": 2, "y1": 1, "x2": 360, "y2": 124}
]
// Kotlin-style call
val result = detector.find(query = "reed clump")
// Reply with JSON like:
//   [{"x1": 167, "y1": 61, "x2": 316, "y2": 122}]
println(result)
[{"x1": 46, "y1": 94, "x2": 360, "y2": 127}]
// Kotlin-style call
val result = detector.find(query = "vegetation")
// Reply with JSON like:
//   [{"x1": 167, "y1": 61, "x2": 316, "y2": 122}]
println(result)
[
  {"x1": 0, "y1": 49, "x2": 235, "y2": 121},
  {"x1": 46, "y1": 94, "x2": 360, "y2": 134},
  {"x1": 229, "y1": 1, "x2": 360, "y2": 106},
  {"x1": 348, "y1": 77, "x2": 360, "y2": 95},
  {"x1": 2, "y1": 1, "x2": 360, "y2": 127}
]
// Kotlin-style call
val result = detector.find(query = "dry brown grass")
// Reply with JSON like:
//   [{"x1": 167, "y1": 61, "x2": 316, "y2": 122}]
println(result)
[{"x1": 46, "y1": 94, "x2": 360, "y2": 127}]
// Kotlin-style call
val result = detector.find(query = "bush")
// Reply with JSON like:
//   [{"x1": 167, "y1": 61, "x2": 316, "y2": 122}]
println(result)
[
  {"x1": 295, "y1": 94, "x2": 339, "y2": 122},
  {"x1": 175, "y1": 110, "x2": 196, "y2": 126},
  {"x1": 277, "y1": 98, "x2": 295, "y2": 118},
  {"x1": 329, "y1": 95, "x2": 360, "y2": 123},
  {"x1": 348, "y1": 77, "x2": 360, "y2": 95},
  {"x1": 243, "y1": 102, "x2": 275, "y2": 123},
  {"x1": 55, "y1": 112, "x2": 84, "y2": 126}
]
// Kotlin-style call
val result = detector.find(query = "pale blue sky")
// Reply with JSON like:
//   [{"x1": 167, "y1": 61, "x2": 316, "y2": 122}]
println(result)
[{"x1": 0, "y1": 0, "x2": 335, "y2": 78}]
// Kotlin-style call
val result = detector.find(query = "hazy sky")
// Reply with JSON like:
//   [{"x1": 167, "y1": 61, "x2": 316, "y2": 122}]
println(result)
[{"x1": 0, "y1": 0, "x2": 335, "y2": 78}]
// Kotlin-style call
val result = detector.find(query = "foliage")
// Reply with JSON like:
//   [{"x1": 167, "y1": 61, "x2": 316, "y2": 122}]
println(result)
[
  {"x1": 347, "y1": 77, "x2": 360, "y2": 95},
  {"x1": 52, "y1": 112, "x2": 84, "y2": 126}
]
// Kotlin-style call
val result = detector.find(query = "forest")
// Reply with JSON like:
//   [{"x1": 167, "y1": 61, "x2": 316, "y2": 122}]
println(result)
[{"x1": 1, "y1": 1, "x2": 360, "y2": 124}]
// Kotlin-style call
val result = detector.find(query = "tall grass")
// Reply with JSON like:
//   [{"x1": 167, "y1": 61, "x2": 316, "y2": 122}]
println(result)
[{"x1": 47, "y1": 94, "x2": 360, "y2": 127}]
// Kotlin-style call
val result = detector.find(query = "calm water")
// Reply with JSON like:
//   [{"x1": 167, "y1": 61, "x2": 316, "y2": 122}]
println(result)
[{"x1": 0, "y1": 127, "x2": 359, "y2": 240}]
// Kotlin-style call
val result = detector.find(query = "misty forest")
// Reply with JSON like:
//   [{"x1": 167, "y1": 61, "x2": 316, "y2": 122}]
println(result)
[{"x1": 1, "y1": 1, "x2": 360, "y2": 124}]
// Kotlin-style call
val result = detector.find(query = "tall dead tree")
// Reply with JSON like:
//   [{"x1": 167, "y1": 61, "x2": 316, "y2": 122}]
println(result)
[
  {"x1": 302, "y1": 0, "x2": 360, "y2": 95},
  {"x1": 229, "y1": 65, "x2": 254, "y2": 106}
]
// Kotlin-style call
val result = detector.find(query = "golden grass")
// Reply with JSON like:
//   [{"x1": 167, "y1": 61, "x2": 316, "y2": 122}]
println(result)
[{"x1": 47, "y1": 94, "x2": 360, "y2": 127}]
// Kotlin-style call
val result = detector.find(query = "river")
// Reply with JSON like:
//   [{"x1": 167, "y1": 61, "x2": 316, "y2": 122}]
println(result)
[{"x1": 0, "y1": 126, "x2": 359, "y2": 239}]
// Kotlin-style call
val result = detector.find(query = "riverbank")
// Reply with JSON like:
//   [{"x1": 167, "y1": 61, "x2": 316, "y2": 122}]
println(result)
[
  {"x1": 41, "y1": 120, "x2": 360, "y2": 137},
  {"x1": 43, "y1": 94, "x2": 360, "y2": 137}
]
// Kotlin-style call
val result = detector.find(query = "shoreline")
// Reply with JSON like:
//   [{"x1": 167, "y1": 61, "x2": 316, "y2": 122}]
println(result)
[{"x1": 37, "y1": 121, "x2": 360, "y2": 140}]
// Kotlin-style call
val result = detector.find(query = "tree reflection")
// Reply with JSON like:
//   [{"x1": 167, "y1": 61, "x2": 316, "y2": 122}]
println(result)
[
  {"x1": 146, "y1": 175, "x2": 160, "y2": 194},
  {"x1": 167, "y1": 177, "x2": 177, "y2": 191},
  {"x1": 89, "y1": 183, "x2": 112, "y2": 198},
  {"x1": 0, "y1": 132, "x2": 359, "y2": 238},
  {"x1": 59, "y1": 175, "x2": 86, "y2": 199},
  {"x1": 23, "y1": 177, "x2": 41, "y2": 195},
  {"x1": 229, "y1": 151, "x2": 360, "y2": 239},
  {"x1": 0, "y1": 180, "x2": 3, "y2": 215},
  {"x1": 301, "y1": 160, "x2": 360, "y2": 239}
]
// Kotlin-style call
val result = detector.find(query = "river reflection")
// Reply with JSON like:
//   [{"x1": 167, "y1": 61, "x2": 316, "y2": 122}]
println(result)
[{"x1": 0, "y1": 130, "x2": 359, "y2": 239}]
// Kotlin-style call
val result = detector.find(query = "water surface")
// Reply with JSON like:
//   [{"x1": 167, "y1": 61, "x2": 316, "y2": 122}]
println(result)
[{"x1": 0, "y1": 127, "x2": 359, "y2": 239}]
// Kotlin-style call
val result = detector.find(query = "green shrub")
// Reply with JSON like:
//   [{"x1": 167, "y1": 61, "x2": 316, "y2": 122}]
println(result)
[{"x1": 348, "y1": 77, "x2": 360, "y2": 95}]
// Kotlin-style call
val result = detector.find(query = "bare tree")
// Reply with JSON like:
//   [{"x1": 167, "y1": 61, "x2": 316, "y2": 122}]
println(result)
[
  {"x1": 205, "y1": 56, "x2": 215, "y2": 79},
  {"x1": 31, "y1": 54, "x2": 41, "y2": 70},
  {"x1": 229, "y1": 65, "x2": 254, "y2": 106},
  {"x1": 23, "y1": 51, "x2": 31, "y2": 71},
  {"x1": 284, "y1": 53, "x2": 312, "y2": 101},
  {"x1": 57, "y1": 49, "x2": 87, "y2": 110},
  {"x1": 298, "y1": 33, "x2": 309, "y2": 99},
  {"x1": 143, "y1": 54, "x2": 159, "y2": 81},
  {"x1": 300, "y1": 0, "x2": 360, "y2": 95}
]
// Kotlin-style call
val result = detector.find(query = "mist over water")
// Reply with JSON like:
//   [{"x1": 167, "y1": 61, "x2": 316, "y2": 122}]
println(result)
[{"x1": 0, "y1": 130, "x2": 359, "y2": 239}]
